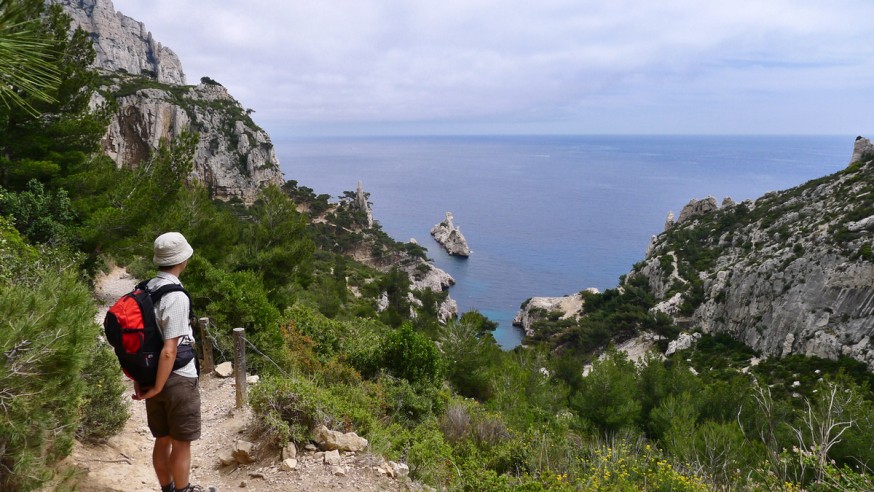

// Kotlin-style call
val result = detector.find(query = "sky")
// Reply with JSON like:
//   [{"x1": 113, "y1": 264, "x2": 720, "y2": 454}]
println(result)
[{"x1": 110, "y1": 0, "x2": 874, "y2": 137}]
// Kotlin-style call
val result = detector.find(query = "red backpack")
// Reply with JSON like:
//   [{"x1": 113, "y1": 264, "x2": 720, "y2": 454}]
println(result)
[{"x1": 104, "y1": 280, "x2": 196, "y2": 386}]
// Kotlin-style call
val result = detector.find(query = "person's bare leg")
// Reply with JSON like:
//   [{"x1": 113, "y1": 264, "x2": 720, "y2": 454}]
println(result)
[
  {"x1": 153, "y1": 436, "x2": 173, "y2": 487},
  {"x1": 170, "y1": 438, "x2": 192, "y2": 488}
]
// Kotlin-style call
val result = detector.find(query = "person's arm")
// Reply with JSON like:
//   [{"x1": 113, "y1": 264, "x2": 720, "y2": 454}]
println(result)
[{"x1": 133, "y1": 337, "x2": 179, "y2": 400}]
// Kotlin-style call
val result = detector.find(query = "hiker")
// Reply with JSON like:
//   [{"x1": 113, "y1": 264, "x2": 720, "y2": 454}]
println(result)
[{"x1": 132, "y1": 231, "x2": 209, "y2": 492}]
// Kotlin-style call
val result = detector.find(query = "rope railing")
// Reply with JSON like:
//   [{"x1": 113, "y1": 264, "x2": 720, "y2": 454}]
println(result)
[{"x1": 197, "y1": 318, "x2": 294, "y2": 408}]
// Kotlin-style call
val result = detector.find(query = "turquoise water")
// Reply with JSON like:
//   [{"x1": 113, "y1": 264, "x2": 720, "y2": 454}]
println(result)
[{"x1": 274, "y1": 135, "x2": 853, "y2": 348}]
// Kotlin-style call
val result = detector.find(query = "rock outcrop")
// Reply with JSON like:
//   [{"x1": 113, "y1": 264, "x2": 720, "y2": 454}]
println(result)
[
  {"x1": 339, "y1": 181, "x2": 374, "y2": 228},
  {"x1": 58, "y1": 0, "x2": 284, "y2": 204},
  {"x1": 513, "y1": 290, "x2": 598, "y2": 337},
  {"x1": 631, "y1": 138, "x2": 874, "y2": 369},
  {"x1": 52, "y1": 0, "x2": 185, "y2": 84},
  {"x1": 350, "y1": 237, "x2": 459, "y2": 323},
  {"x1": 676, "y1": 196, "x2": 718, "y2": 223},
  {"x1": 430, "y1": 212, "x2": 471, "y2": 257},
  {"x1": 665, "y1": 332, "x2": 702, "y2": 356},
  {"x1": 851, "y1": 136, "x2": 874, "y2": 164}
]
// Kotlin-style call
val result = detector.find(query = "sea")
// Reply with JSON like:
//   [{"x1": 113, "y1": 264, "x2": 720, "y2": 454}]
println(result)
[{"x1": 274, "y1": 135, "x2": 854, "y2": 348}]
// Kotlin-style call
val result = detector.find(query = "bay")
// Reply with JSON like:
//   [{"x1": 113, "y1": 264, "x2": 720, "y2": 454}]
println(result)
[{"x1": 275, "y1": 135, "x2": 853, "y2": 348}]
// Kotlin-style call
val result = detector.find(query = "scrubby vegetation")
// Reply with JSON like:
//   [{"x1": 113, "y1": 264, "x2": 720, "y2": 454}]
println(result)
[{"x1": 2, "y1": 1, "x2": 874, "y2": 490}]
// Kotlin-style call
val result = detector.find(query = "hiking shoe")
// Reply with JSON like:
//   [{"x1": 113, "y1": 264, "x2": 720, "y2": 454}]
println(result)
[{"x1": 177, "y1": 485, "x2": 217, "y2": 492}]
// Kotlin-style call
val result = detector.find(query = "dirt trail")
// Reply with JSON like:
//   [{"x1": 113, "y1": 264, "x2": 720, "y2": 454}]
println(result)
[{"x1": 49, "y1": 267, "x2": 409, "y2": 492}]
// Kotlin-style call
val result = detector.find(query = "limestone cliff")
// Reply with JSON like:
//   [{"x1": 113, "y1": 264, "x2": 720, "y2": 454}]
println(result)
[
  {"x1": 630, "y1": 141, "x2": 874, "y2": 369},
  {"x1": 94, "y1": 74, "x2": 284, "y2": 202},
  {"x1": 55, "y1": 0, "x2": 284, "y2": 203},
  {"x1": 51, "y1": 0, "x2": 185, "y2": 84}
]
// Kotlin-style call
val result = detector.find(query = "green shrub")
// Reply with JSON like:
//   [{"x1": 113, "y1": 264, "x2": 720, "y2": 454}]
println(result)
[
  {"x1": 406, "y1": 420, "x2": 458, "y2": 487},
  {"x1": 378, "y1": 373, "x2": 444, "y2": 424},
  {"x1": 0, "y1": 215, "x2": 39, "y2": 285},
  {"x1": 77, "y1": 343, "x2": 129, "y2": 442},
  {"x1": 249, "y1": 375, "x2": 377, "y2": 446},
  {"x1": 376, "y1": 324, "x2": 443, "y2": 387},
  {"x1": 576, "y1": 439, "x2": 710, "y2": 491},
  {"x1": 0, "y1": 269, "x2": 98, "y2": 491}
]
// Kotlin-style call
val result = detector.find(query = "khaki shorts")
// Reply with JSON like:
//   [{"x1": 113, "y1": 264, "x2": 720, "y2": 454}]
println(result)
[{"x1": 145, "y1": 373, "x2": 201, "y2": 441}]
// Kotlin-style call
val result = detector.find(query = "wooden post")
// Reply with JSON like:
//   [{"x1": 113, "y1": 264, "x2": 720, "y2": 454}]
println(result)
[
  {"x1": 233, "y1": 327, "x2": 247, "y2": 408},
  {"x1": 197, "y1": 317, "x2": 215, "y2": 375}
]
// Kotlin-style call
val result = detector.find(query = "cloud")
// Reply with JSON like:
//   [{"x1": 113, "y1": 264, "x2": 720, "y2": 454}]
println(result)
[{"x1": 111, "y1": 0, "x2": 874, "y2": 134}]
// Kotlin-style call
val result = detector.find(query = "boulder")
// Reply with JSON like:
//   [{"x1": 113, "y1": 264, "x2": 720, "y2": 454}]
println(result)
[
  {"x1": 280, "y1": 458, "x2": 297, "y2": 471},
  {"x1": 389, "y1": 461, "x2": 410, "y2": 478},
  {"x1": 312, "y1": 425, "x2": 368, "y2": 452},
  {"x1": 214, "y1": 361, "x2": 233, "y2": 378},
  {"x1": 232, "y1": 440, "x2": 255, "y2": 464},
  {"x1": 848, "y1": 215, "x2": 874, "y2": 232},
  {"x1": 323, "y1": 450, "x2": 341, "y2": 466},
  {"x1": 218, "y1": 450, "x2": 237, "y2": 467},
  {"x1": 281, "y1": 442, "x2": 297, "y2": 460}
]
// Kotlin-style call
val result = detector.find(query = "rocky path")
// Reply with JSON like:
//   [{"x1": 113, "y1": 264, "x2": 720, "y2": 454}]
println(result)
[{"x1": 49, "y1": 267, "x2": 410, "y2": 492}]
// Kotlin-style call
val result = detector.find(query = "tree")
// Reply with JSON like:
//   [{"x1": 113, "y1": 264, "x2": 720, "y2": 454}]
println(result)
[
  {"x1": 378, "y1": 267, "x2": 411, "y2": 327},
  {"x1": 0, "y1": 178, "x2": 74, "y2": 246},
  {"x1": 80, "y1": 132, "x2": 197, "y2": 258},
  {"x1": 569, "y1": 349, "x2": 641, "y2": 434},
  {"x1": 0, "y1": 0, "x2": 107, "y2": 191},
  {"x1": 0, "y1": 0, "x2": 61, "y2": 114},
  {"x1": 237, "y1": 184, "x2": 315, "y2": 293},
  {"x1": 438, "y1": 312, "x2": 502, "y2": 399}
]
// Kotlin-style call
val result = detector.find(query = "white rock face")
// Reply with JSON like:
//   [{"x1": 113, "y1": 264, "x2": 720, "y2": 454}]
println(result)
[
  {"x1": 848, "y1": 215, "x2": 874, "y2": 232},
  {"x1": 665, "y1": 332, "x2": 701, "y2": 356},
  {"x1": 403, "y1": 259, "x2": 458, "y2": 323},
  {"x1": 651, "y1": 292, "x2": 685, "y2": 316},
  {"x1": 53, "y1": 0, "x2": 185, "y2": 84},
  {"x1": 664, "y1": 211, "x2": 675, "y2": 231},
  {"x1": 431, "y1": 212, "x2": 471, "y2": 257},
  {"x1": 100, "y1": 80, "x2": 284, "y2": 204}
]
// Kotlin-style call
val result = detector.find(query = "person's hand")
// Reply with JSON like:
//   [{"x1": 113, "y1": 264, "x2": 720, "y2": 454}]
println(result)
[
  {"x1": 132, "y1": 381, "x2": 155, "y2": 400},
  {"x1": 135, "y1": 386, "x2": 162, "y2": 400}
]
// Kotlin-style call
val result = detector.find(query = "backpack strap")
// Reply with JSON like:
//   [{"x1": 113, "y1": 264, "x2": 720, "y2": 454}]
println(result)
[
  {"x1": 137, "y1": 279, "x2": 200, "y2": 375},
  {"x1": 137, "y1": 280, "x2": 196, "y2": 319}
]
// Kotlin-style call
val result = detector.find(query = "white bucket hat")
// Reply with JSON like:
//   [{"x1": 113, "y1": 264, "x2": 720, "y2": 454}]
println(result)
[{"x1": 153, "y1": 232, "x2": 194, "y2": 266}]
